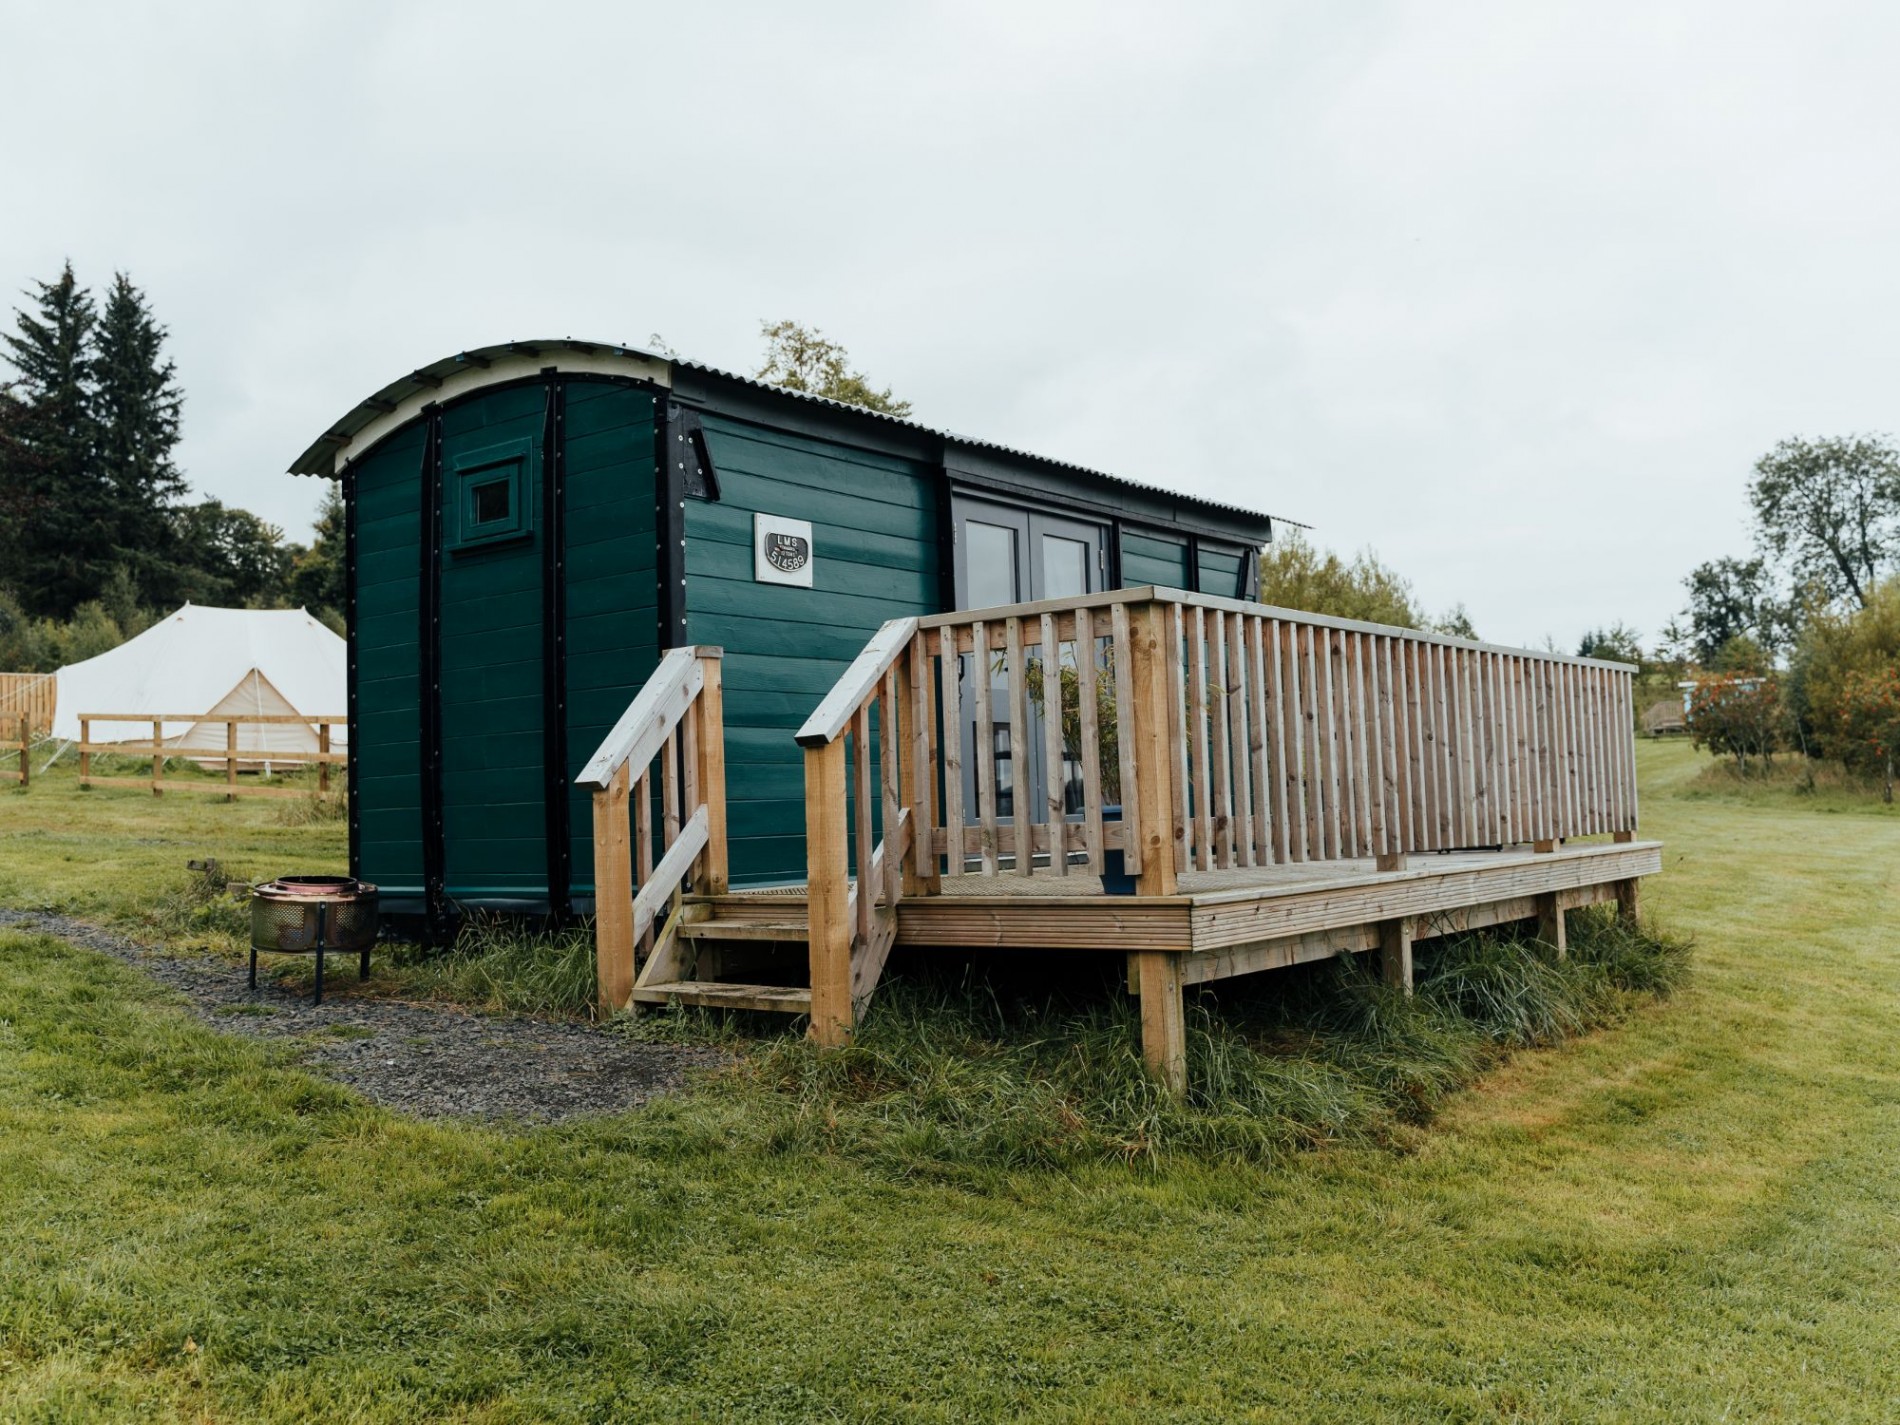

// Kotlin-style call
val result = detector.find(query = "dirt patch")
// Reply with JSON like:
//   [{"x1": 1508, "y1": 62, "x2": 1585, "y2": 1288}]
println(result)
[{"x1": 0, "y1": 908, "x2": 719, "y2": 1123}]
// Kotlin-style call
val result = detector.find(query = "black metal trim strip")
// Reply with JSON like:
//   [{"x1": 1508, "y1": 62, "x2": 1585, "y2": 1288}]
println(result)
[
  {"x1": 657, "y1": 394, "x2": 686, "y2": 650},
  {"x1": 343, "y1": 470, "x2": 360, "y2": 878},
  {"x1": 418, "y1": 405, "x2": 448, "y2": 940},
  {"x1": 933, "y1": 465, "x2": 958, "y2": 613},
  {"x1": 540, "y1": 374, "x2": 572, "y2": 921}
]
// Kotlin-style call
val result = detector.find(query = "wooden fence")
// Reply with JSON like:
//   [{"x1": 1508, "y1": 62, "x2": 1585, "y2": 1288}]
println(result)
[
  {"x1": 75, "y1": 713, "x2": 345, "y2": 799},
  {"x1": 0, "y1": 673, "x2": 55, "y2": 738}
]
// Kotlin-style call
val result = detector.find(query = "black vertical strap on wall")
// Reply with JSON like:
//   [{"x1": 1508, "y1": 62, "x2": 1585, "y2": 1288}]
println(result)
[
  {"x1": 933, "y1": 464, "x2": 958, "y2": 612},
  {"x1": 343, "y1": 469, "x2": 360, "y2": 879},
  {"x1": 656, "y1": 395, "x2": 687, "y2": 650},
  {"x1": 417, "y1": 405, "x2": 449, "y2": 940},
  {"x1": 539, "y1": 375, "x2": 572, "y2": 921}
]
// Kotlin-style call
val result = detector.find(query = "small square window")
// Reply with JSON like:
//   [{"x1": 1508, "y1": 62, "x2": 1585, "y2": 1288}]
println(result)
[
  {"x1": 447, "y1": 437, "x2": 533, "y2": 552},
  {"x1": 470, "y1": 478, "x2": 511, "y2": 526}
]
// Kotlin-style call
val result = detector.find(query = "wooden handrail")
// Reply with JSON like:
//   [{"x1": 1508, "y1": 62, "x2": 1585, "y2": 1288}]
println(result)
[
  {"x1": 576, "y1": 647, "x2": 710, "y2": 787},
  {"x1": 795, "y1": 617, "x2": 919, "y2": 748},
  {"x1": 581, "y1": 646, "x2": 726, "y2": 1013}
]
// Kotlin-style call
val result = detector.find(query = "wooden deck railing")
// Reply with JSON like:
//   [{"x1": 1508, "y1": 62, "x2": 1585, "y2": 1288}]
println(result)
[
  {"x1": 794, "y1": 621, "x2": 924, "y2": 1043},
  {"x1": 577, "y1": 645, "x2": 727, "y2": 1014},
  {"x1": 75, "y1": 713, "x2": 345, "y2": 799},
  {"x1": 798, "y1": 586, "x2": 1640, "y2": 1044}
]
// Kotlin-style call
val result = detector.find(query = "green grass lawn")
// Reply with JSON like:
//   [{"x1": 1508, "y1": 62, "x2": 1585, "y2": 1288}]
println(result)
[{"x1": 3, "y1": 741, "x2": 1899, "y2": 1421}]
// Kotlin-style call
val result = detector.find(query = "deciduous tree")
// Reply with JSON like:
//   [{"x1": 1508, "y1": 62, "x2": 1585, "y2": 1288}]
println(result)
[
  {"x1": 1750, "y1": 435, "x2": 1900, "y2": 608},
  {"x1": 755, "y1": 320, "x2": 912, "y2": 417}
]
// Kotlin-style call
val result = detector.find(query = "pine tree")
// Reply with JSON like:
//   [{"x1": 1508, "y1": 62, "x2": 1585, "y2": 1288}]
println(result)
[
  {"x1": 0, "y1": 262, "x2": 110, "y2": 616},
  {"x1": 93, "y1": 272, "x2": 185, "y2": 566}
]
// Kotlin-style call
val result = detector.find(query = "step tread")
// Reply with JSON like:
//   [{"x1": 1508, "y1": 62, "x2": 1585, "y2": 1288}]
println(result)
[
  {"x1": 678, "y1": 919, "x2": 810, "y2": 942},
  {"x1": 630, "y1": 980, "x2": 812, "y2": 1013}
]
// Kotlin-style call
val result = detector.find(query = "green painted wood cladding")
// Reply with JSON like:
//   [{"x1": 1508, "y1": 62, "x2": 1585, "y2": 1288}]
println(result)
[{"x1": 338, "y1": 364, "x2": 1267, "y2": 914}]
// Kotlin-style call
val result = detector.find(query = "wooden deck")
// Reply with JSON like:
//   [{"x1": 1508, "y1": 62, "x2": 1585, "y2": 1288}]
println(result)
[
  {"x1": 712, "y1": 838, "x2": 1657, "y2": 965},
  {"x1": 581, "y1": 588, "x2": 1659, "y2": 1097}
]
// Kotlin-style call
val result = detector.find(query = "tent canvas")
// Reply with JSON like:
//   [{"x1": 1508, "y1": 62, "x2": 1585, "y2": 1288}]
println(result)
[
  {"x1": 170, "y1": 669, "x2": 331, "y2": 768},
  {"x1": 51, "y1": 605, "x2": 346, "y2": 747}
]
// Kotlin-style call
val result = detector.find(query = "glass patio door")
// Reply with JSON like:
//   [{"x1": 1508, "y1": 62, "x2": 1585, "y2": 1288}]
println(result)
[{"x1": 952, "y1": 497, "x2": 1105, "y2": 864}]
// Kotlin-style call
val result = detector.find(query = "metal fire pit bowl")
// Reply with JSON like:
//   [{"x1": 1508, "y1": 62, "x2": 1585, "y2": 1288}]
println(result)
[{"x1": 250, "y1": 876, "x2": 379, "y2": 1005}]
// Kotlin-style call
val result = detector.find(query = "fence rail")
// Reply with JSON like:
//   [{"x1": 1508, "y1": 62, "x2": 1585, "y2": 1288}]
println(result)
[{"x1": 75, "y1": 713, "x2": 345, "y2": 799}]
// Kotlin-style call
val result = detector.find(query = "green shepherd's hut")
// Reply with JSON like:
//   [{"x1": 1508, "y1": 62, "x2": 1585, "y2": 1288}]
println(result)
[{"x1": 290, "y1": 341, "x2": 1279, "y2": 926}]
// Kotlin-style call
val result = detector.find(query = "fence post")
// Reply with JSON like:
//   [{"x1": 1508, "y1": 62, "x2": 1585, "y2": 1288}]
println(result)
[
  {"x1": 1128, "y1": 600, "x2": 1178, "y2": 897},
  {"x1": 593, "y1": 761, "x2": 635, "y2": 1014},
  {"x1": 151, "y1": 719, "x2": 163, "y2": 797},
  {"x1": 318, "y1": 722, "x2": 331, "y2": 797},
  {"x1": 694, "y1": 651, "x2": 728, "y2": 895},
  {"x1": 80, "y1": 718, "x2": 90, "y2": 789},
  {"x1": 226, "y1": 721, "x2": 239, "y2": 801},
  {"x1": 806, "y1": 738, "x2": 853, "y2": 1045},
  {"x1": 17, "y1": 714, "x2": 27, "y2": 789}
]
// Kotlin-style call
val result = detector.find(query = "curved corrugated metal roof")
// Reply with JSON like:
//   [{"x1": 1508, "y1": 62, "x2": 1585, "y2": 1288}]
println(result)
[{"x1": 288, "y1": 338, "x2": 1302, "y2": 532}]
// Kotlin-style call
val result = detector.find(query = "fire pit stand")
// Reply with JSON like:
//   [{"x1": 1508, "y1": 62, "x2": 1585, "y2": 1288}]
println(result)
[{"x1": 249, "y1": 877, "x2": 380, "y2": 1005}]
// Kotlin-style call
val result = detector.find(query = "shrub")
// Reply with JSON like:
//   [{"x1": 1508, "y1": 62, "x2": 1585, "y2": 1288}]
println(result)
[
  {"x1": 1831, "y1": 667, "x2": 1900, "y2": 801},
  {"x1": 1686, "y1": 673, "x2": 1782, "y2": 774}
]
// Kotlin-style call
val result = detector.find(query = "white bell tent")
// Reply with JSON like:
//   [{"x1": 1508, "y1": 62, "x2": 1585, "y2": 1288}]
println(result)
[{"x1": 51, "y1": 605, "x2": 346, "y2": 758}]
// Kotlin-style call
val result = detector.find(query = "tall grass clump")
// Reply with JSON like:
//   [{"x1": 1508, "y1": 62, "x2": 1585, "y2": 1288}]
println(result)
[
  {"x1": 390, "y1": 914, "x2": 599, "y2": 1018},
  {"x1": 722, "y1": 909, "x2": 1689, "y2": 1175}
]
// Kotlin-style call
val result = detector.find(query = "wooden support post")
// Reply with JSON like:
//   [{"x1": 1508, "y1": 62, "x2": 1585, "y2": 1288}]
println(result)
[
  {"x1": 1131, "y1": 951, "x2": 1187, "y2": 1095},
  {"x1": 1532, "y1": 838, "x2": 1556, "y2": 854},
  {"x1": 1536, "y1": 892, "x2": 1567, "y2": 959},
  {"x1": 1614, "y1": 877, "x2": 1640, "y2": 929},
  {"x1": 1376, "y1": 851, "x2": 1405, "y2": 872},
  {"x1": 694, "y1": 653, "x2": 728, "y2": 894},
  {"x1": 593, "y1": 762, "x2": 635, "y2": 1014},
  {"x1": 318, "y1": 722, "x2": 331, "y2": 796},
  {"x1": 1129, "y1": 602, "x2": 1179, "y2": 896},
  {"x1": 1380, "y1": 916, "x2": 1414, "y2": 994},
  {"x1": 806, "y1": 739, "x2": 853, "y2": 1045},
  {"x1": 79, "y1": 718, "x2": 90, "y2": 789},
  {"x1": 1612, "y1": 828, "x2": 1634, "y2": 844},
  {"x1": 226, "y1": 720, "x2": 239, "y2": 802},
  {"x1": 151, "y1": 719, "x2": 163, "y2": 796}
]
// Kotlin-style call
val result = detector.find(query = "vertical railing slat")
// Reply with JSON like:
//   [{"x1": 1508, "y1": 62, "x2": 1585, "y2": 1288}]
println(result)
[
  {"x1": 971, "y1": 619, "x2": 997, "y2": 874},
  {"x1": 1077, "y1": 607, "x2": 1105, "y2": 874},
  {"x1": 853, "y1": 703, "x2": 874, "y2": 945},
  {"x1": 1111, "y1": 602, "x2": 1143, "y2": 877},
  {"x1": 1006, "y1": 617, "x2": 1032, "y2": 876},
  {"x1": 1165, "y1": 603, "x2": 1191, "y2": 873},
  {"x1": 1039, "y1": 612, "x2": 1069, "y2": 877},
  {"x1": 1210, "y1": 608, "x2": 1234, "y2": 868},
  {"x1": 939, "y1": 627, "x2": 965, "y2": 875}
]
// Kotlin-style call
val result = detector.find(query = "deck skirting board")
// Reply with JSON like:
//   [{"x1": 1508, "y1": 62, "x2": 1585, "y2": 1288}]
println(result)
[
  {"x1": 1187, "y1": 844, "x2": 1660, "y2": 950},
  {"x1": 896, "y1": 900, "x2": 1191, "y2": 950},
  {"x1": 1178, "y1": 880, "x2": 1623, "y2": 987}
]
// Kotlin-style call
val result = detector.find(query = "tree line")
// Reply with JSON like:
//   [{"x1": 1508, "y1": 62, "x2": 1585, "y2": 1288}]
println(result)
[
  {"x1": 1665, "y1": 436, "x2": 1900, "y2": 797},
  {"x1": 0, "y1": 262, "x2": 340, "y2": 671}
]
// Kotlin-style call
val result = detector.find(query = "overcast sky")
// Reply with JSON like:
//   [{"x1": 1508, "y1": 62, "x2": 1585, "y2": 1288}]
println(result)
[{"x1": 6, "y1": 1, "x2": 1896, "y2": 649}]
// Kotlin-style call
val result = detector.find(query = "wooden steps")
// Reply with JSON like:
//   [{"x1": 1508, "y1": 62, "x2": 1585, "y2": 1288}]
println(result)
[
  {"x1": 678, "y1": 919, "x2": 808, "y2": 943},
  {"x1": 629, "y1": 980, "x2": 812, "y2": 1013}
]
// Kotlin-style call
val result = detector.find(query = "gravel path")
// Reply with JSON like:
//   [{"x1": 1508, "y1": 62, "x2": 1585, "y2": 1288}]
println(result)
[{"x1": 0, "y1": 908, "x2": 720, "y2": 1123}]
